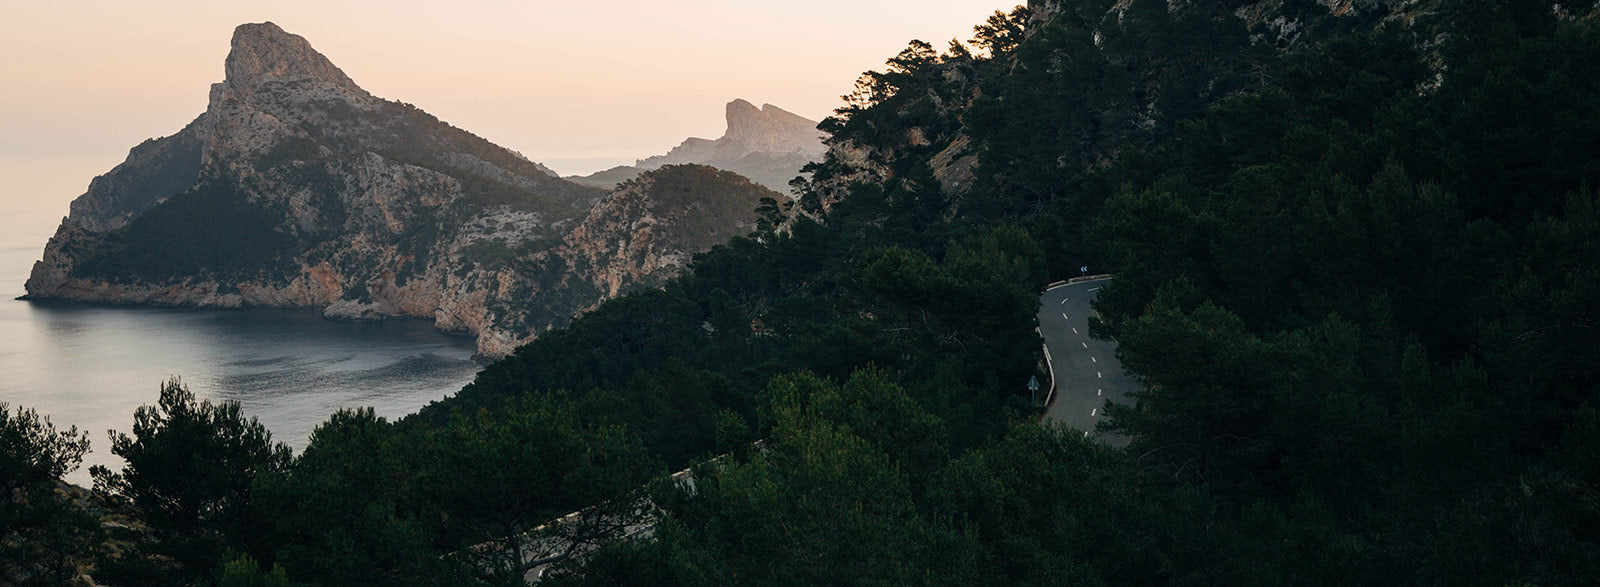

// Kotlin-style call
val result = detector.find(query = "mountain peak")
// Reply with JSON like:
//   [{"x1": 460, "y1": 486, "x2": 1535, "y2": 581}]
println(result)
[
  {"x1": 720, "y1": 98, "x2": 823, "y2": 155},
  {"x1": 222, "y1": 22, "x2": 362, "y2": 97},
  {"x1": 725, "y1": 98, "x2": 762, "y2": 127},
  {"x1": 629, "y1": 98, "x2": 824, "y2": 191},
  {"x1": 759, "y1": 103, "x2": 815, "y2": 129}
]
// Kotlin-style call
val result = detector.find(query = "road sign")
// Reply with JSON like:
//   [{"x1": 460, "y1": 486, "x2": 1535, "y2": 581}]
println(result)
[{"x1": 1027, "y1": 376, "x2": 1039, "y2": 392}]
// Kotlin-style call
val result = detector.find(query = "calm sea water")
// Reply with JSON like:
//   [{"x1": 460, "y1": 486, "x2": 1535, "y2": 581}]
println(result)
[{"x1": 0, "y1": 208, "x2": 482, "y2": 485}]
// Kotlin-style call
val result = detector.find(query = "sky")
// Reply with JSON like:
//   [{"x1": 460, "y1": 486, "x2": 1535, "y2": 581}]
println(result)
[{"x1": 0, "y1": 0, "x2": 1021, "y2": 217}]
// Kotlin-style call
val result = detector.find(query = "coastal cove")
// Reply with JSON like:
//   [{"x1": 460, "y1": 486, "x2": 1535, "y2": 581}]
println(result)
[{"x1": 0, "y1": 209, "x2": 481, "y2": 485}]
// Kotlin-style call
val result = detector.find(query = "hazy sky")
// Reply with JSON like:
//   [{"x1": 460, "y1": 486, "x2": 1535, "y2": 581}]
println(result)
[{"x1": 0, "y1": 1, "x2": 1020, "y2": 216}]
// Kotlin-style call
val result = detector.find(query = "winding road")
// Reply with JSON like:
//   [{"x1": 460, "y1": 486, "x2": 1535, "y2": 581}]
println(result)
[{"x1": 1039, "y1": 278, "x2": 1139, "y2": 446}]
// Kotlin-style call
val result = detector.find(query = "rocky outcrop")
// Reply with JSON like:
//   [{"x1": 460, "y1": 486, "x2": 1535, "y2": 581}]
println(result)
[
  {"x1": 640, "y1": 100, "x2": 824, "y2": 167},
  {"x1": 559, "y1": 164, "x2": 775, "y2": 298},
  {"x1": 928, "y1": 134, "x2": 978, "y2": 197},
  {"x1": 569, "y1": 99, "x2": 824, "y2": 193},
  {"x1": 25, "y1": 23, "x2": 772, "y2": 357},
  {"x1": 406, "y1": 164, "x2": 781, "y2": 356},
  {"x1": 67, "y1": 116, "x2": 207, "y2": 233}
]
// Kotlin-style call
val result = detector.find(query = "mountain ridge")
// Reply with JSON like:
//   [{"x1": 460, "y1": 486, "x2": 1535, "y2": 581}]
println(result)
[
  {"x1": 25, "y1": 22, "x2": 778, "y2": 357},
  {"x1": 566, "y1": 98, "x2": 824, "y2": 193}
]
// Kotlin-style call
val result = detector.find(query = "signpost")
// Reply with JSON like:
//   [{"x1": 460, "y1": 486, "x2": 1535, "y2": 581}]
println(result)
[
  {"x1": 1028, "y1": 375, "x2": 1041, "y2": 407},
  {"x1": 1080, "y1": 266, "x2": 1088, "y2": 277}
]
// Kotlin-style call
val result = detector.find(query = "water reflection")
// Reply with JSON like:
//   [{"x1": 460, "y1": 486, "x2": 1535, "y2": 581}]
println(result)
[{"x1": 4, "y1": 299, "x2": 482, "y2": 485}]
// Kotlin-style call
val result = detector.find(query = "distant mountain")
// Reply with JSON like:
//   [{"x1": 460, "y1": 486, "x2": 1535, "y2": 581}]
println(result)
[
  {"x1": 567, "y1": 99, "x2": 824, "y2": 193},
  {"x1": 24, "y1": 22, "x2": 780, "y2": 356},
  {"x1": 566, "y1": 165, "x2": 649, "y2": 190}
]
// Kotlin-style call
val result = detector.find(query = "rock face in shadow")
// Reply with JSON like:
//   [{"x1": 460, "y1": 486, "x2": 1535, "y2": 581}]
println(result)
[
  {"x1": 25, "y1": 22, "x2": 780, "y2": 357},
  {"x1": 568, "y1": 99, "x2": 825, "y2": 193},
  {"x1": 547, "y1": 164, "x2": 778, "y2": 307}
]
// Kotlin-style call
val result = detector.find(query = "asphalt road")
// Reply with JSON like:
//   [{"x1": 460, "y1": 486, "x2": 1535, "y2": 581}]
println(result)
[{"x1": 1039, "y1": 278, "x2": 1139, "y2": 446}]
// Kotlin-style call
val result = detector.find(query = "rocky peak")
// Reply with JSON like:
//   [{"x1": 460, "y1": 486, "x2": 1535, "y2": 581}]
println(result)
[
  {"x1": 723, "y1": 98, "x2": 764, "y2": 142},
  {"x1": 645, "y1": 99, "x2": 825, "y2": 159},
  {"x1": 578, "y1": 99, "x2": 826, "y2": 193},
  {"x1": 721, "y1": 99, "x2": 825, "y2": 156},
  {"x1": 29, "y1": 21, "x2": 624, "y2": 356},
  {"x1": 760, "y1": 103, "x2": 818, "y2": 133},
  {"x1": 216, "y1": 22, "x2": 366, "y2": 102}
]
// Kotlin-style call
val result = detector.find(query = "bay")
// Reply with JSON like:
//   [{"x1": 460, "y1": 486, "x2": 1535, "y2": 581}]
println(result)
[{"x1": 0, "y1": 207, "x2": 482, "y2": 485}]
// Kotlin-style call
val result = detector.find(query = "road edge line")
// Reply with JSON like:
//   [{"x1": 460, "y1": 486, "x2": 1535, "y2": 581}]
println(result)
[
  {"x1": 1041, "y1": 336, "x2": 1058, "y2": 408},
  {"x1": 1045, "y1": 274, "x2": 1112, "y2": 292},
  {"x1": 1040, "y1": 275, "x2": 1114, "y2": 409}
]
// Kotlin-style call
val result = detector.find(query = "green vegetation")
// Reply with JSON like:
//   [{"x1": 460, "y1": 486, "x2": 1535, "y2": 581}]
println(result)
[
  {"x1": 618, "y1": 164, "x2": 778, "y2": 249},
  {"x1": 1, "y1": 404, "x2": 100, "y2": 584},
  {"x1": 369, "y1": 100, "x2": 606, "y2": 211},
  {"x1": 89, "y1": 379, "x2": 292, "y2": 583},
  {"x1": 73, "y1": 180, "x2": 302, "y2": 284},
  {"x1": 458, "y1": 239, "x2": 519, "y2": 272},
  {"x1": 10, "y1": 1, "x2": 1600, "y2": 584}
]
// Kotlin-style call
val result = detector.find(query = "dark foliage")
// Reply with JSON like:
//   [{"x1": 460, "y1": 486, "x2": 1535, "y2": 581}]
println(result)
[
  {"x1": 14, "y1": 2, "x2": 1600, "y2": 584},
  {"x1": 1, "y1": 404, "x2": 100, "y2": 584},
  {"x1": 73, "y1": 180, "x2": 301, "y2": 284}
]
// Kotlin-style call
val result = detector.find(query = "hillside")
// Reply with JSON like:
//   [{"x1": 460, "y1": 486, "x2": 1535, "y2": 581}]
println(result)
[
  {"x1": 23, "y1": 23, "x2": 775, "y2": 357},
  {"x1": 10, "y1": 2, "x2": 1600, "y2": 585}
]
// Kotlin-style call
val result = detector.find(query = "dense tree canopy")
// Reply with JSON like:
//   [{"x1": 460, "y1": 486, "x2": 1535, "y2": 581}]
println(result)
[
  {"x1": 1, "y1": 404, "x2": 99, "y2": 584},
  {"x1": 9, "y1": 1, "x2": 1600, "y2": 584}
]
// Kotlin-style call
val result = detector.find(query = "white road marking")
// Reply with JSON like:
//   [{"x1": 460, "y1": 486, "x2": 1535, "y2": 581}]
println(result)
[
  {"x1": 1088, "y1": 287, "x2": 1099, "y2": 292},
  {"x1": 1097, "y1": 389, "x2": 1102, "y2": 396},
  {"x1": 1085, "y1": 430, "x2": 1090, "y2": 438},
  {"x1": 1072, "y1": 328, "x2": 1078, "y2": 334},
  {"x1": 1091, "y1": 356, "x2": 1097, "y2": 363},
  {"x1": 1060, "y1": 299, "x2": 1067, "y2": 305},
  {"x1": 1097, "y1": 372, "x2": 1102, "y2": 378},
  {"x1": 1091, "y1": 408, "x2": 1097, "y2": 416},
  {"x1": 1062, "y1": 313, "x2": 1069, "y2": 320},
  {"x1": 1081, "y1": 342, "x2": 1088, "y2": 348}
]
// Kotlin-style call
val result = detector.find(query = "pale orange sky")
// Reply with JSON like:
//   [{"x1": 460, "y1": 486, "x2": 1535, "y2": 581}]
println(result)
[{"x1": 0, "y1": 1, "x2": 1020, "y2": 216}]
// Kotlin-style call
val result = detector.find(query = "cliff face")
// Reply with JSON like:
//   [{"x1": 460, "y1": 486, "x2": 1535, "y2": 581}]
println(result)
[
  {"x1": 640, "y1": 100, "x2": 825, "y2": 168},
  {"x1": 568, "y1": 99, "x2": 825, "y2": 193},
  {"x1": 25, "y1": 23, "x2": 775, "y2": 357},
  {"x1": 544, "y1": 164, "x2": 776, "y2": 310}
]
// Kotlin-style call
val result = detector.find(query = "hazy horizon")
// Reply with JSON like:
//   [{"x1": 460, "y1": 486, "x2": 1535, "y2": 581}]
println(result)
[{"x1": 0, "y1": 1, "x2": 1019, "y2": 217}]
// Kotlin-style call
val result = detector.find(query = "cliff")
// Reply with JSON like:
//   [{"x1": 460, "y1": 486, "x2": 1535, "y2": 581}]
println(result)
[
  {"x1": 536, "y1": 164, "x2": 777, "y2": 316},
  {"x1": 25, "y1": 23, "x2": 778, "y2": 357}
]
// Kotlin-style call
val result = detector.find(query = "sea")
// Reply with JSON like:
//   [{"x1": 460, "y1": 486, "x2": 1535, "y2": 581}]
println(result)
[{"x1": 0, "y1": 208, "x2": 483, "y2": 485}]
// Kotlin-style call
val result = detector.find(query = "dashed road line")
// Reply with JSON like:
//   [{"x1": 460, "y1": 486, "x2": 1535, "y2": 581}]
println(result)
[
  {"x1": 1091, "y1": 356, "x2": 1097, "y2": 363},
  {"x1": 1081, "y1": 342, "x2": 1088, "y2": 348},
  {"x1": 1091, "y1": 408, "x2": 1097, "y2": 416}
]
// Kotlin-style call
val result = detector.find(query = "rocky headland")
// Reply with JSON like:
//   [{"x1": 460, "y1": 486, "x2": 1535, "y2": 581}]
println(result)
[{"x1": 25, "y1": 22, "x2": 782, "y2": 357}]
